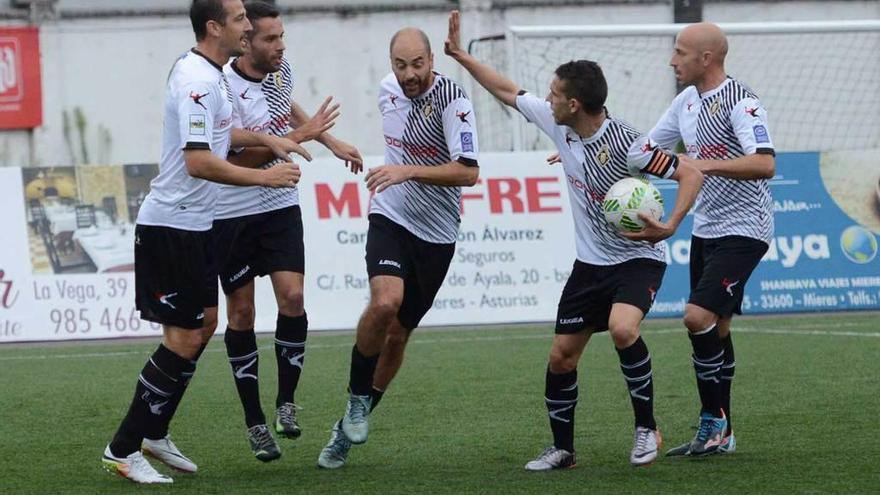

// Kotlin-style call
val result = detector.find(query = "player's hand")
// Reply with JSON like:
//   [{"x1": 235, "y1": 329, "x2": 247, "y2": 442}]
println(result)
[
  {"x1": 677, "y1": 153, "x2": 702, "y2": 172},
  {"x1": 327, "y1": 138, "x2": 364, "y2": 174},
  {"x1": 546, "y1": 152, "x2": 561, "y2": 165},
  {"x1": 365, "y1": 165, "x2": 413, "y2": 193},
  {"x1": 289, "y1": 96, "x2": 340, "y2": 143},
  {"x1": 262, "y1": 134, "x2": 312, "y2": 162},
  {"x1": 620, "y1": 213, "x2": 675, "y2": 244},
  {"x1": 444, "y1": 10, "x2": 465, "y2": 58},
  {"x1": 261, "y1": 162, "x2": 301, "y2": 188}
]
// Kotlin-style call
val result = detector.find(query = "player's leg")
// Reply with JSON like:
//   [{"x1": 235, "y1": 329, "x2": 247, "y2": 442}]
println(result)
[
  {"x1": 318, "y1": 318, "x2": 409, "y2": 470},
  {"x1": 609, "y1": 303, "x2": 661, "y2": 467},
  {"x1": 269, "y1": 270, "x2": 306, "y2": 438},
  {"x1": 525, "y1": 332, "x2": 590, "y2": 471},
  {"x1": 717, "y1": 315, "x2": 736, "y2": 453},
  {"x1": 102, "y1": 225, "x2": 211, "y2": 483},
  {"x1": 371, "y1": 318, "x2": 411, "y2": 409},
  {"x1": 525, "y1": 260, "x2": 599, "y2": 472},
  {"x1": 607, "y1": 259, "x2": 665, "y2": 466},
  {"x1": 141, "y1": 306, "x2": 215, "y2": 473}
]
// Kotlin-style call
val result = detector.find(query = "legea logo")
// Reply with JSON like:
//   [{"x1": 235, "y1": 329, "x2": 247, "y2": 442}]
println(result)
[
  {"x1": 0, "y1": 38, "x2": 22, "y2": 102},
  {"x1": 840, "y1": 225, "x2": 878, "y2": 264},
  {"x1": 0, "y1": 269, "x2": 19, "y2": 309}
]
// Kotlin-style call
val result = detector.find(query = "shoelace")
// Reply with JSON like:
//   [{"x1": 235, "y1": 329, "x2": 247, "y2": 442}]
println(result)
[
  {"x1": 348, "y1": 396, "x2": 369, "y2": 423},
  {"x1": 635, "y1": 429, "x2": 651, "y2": 451},
  {"x1": 325, "y1": 425, "x2": 351, "y2": 457},
  {"x1": 695, "y1": 417, "x2": 716, "y2": 442},
  {"x1": 277, "y1": 403, "x2": 297, "y2": 425},
  {"x1": 537, "y1": 447, "x2": 561, "y2": 462},
  {"x1": 131, "y1": 454, "x2": 164, "y2": 478},
  {"x1": 251, "y1": 426, "x2": 274, "y2": 448}
]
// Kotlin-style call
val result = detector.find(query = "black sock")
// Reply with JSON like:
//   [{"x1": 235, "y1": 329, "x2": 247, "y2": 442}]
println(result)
[
  {"x1": 616, "y1": 336, "x2": 656, "y2": 430},
  {"x1": 109, "y1": 344, "x2": 189, "y2": 457},
  {"x1": 225, "y1": 328, "x2": 265, "y2": 427},
  {"x1": 689, "y1": 324, "x2": 725, "y2": 417},
  {"x1": 370, "y1": 387, "x2": 385, "y2": 412},
  {"x1": 348, "y1": 344, "x2": 379, "y2": 397},
  {"x1": 275, "y1": 313, "x2": 308, "y2": 407},
  {"x1": 149, "y1": 343, "x2": 207, "y2": 440},
  {"x1": 720, "y1": 332, "x2": 735, "y2": 434},
  {"x1": 545, "y1": 367, "x2": 578, "y2": 453}
]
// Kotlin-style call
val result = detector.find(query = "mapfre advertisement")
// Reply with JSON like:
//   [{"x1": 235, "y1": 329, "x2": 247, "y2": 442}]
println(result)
[
  {"x1": 1, "y1": 151, "x2": 878, "y2": 343},
  {"x1": 0, "y1": 26, "x2": 42, "y2": 129}
]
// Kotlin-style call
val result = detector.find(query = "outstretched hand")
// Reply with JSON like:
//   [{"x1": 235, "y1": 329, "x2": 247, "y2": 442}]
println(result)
[
  {"x1": 290, "y1": 96, "x2": 340, "y2": 143},
  {"x1": 444, "y1": 10, "x2": 464, "y2": 58}
]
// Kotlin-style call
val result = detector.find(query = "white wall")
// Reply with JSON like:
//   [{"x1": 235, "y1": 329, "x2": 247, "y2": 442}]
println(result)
[{"x1": 0, "y1": 1, "x2": 876, "y2": 167}]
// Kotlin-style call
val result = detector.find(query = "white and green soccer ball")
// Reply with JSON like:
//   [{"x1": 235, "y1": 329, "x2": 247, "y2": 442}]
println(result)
[{"x1": 602, "y1": 177, "x2": 664, "y2": 233}]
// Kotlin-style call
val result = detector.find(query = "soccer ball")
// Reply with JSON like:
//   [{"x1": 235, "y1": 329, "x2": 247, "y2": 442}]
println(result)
[{"x1": 602, "y1": 177, "x2": 664, "y2": 232}]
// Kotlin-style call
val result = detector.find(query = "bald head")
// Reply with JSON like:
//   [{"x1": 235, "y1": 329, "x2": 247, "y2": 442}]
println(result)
[
  {"x1": 678, "y1": 22, "x2": 728, "y2": 66},
  {"x1": 390, "y1": 27, "x2": 432, "y2": 57}
]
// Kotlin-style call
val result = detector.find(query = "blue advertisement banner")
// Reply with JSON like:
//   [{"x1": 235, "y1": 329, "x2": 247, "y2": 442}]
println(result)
[{"x1": 650, "y1": 151, "x2": 880, "y2": 316}]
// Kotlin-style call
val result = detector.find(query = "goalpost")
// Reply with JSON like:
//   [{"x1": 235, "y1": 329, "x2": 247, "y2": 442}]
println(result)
[{"x1": 467, "y1": 20, "x2": 880, "y2": 153}]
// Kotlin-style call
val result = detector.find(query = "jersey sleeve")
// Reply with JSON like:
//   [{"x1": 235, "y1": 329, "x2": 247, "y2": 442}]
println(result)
[
  {"x1": 514, "y1": 91, "x2": 560, "y2": 139},
  {"x1": 441, "y1": 97, "x2": 479, "y2": 166},
  {"x1": 627, "y1": 135, "x2": 679, "y2": 180},
  {"x1": 648, "y1": 95, "x2": 684, "y2": 150},
  {"x1": 731, "y1": 97, "x2": 775, "y2": 155},
  {"x1": 178, "y1": 80, "x2": 218, "y2": 151}
]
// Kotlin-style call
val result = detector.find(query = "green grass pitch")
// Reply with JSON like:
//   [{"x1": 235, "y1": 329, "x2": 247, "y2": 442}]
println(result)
[{"x1": 1, "y1": 312, "x2": 878, "y2": 494}]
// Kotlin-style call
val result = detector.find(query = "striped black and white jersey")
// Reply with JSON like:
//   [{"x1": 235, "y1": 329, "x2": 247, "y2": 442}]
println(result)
[
  {"x1": 370, "y1": 72, "x2": 479, "y2": 244},
  {"x1": 650, "y1": 77, "x2": 775, "y2": 244},
  {"x1": 215, "y1": 58, "x2": 297, "y2": 220},
  {"x1": 516, "y1": 92, "x2": 676, "y2": 266},
  {"x1": 138, "y1": 49, "x2": 234, "y2": 231}
]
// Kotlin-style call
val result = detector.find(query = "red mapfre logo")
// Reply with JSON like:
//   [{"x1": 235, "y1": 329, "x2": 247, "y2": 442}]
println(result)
[
  {"x1": 314, "y1": 177, "x2": 563, "y2": 219},
  {"x1": 0, "y1": 27, "x2": 42, "y2": 129}
]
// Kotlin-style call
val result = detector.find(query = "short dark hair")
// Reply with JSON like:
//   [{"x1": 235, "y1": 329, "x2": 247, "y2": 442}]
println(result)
[
  {"x1": 244, "y1": 1, "x2": 280, "y2": 39},
  {"x1": 554, "y1": 60, "x2": 607, "y2": 115},
  {"x1": 190, "y1": 0, "x2": 227, "y2": 41}
]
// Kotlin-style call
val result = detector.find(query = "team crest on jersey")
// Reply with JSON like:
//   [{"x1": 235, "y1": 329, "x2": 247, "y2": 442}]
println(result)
[
  {"x1": 709, "y1": 98, "x2": 721, "y2": 116},
  {"x1": 595, "y1": 144, "x2": 611, "y2": 165},
  {"x1": 422, "y1": 101, "x2": 434, "y2": 118},
  {"x1": 273, "y1": 72, "x2": 284, "y2": 89}
]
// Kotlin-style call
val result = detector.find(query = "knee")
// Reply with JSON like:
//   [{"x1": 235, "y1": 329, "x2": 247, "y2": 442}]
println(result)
[
  {"x1": 369, "y1": 296, "x2": 402, "y2": 322},
  {"x1": 548, "y1": 346, "x2": 578, "y2": 374},
  {"x1": 165, "y1": 329, "x2": 203, "y2": 359},
  {"x1": 277, "y1": 289, "x2": 304, "y2": 317},
  {"x1": 608, "y1": 324, "x2": 639, "y2": 349},
  {"x1": 228, "y1": 302, "x2": 255, "y2": 330},
  {"x1": 683, "y1": 311, "x2": 714, "y2": 333}
]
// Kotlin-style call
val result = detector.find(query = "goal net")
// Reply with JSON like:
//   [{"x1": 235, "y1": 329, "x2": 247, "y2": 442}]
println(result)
[{"x1": 467, "y1": 21, "x2": 880, "y2": 153}]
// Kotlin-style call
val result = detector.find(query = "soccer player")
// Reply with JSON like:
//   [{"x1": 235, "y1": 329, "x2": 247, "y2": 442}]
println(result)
[
  {"x1": 317, "y1": 27, "x2": 479, "y2": 469},
  {"x1": 211, "y1": 1, "x2": 363, "y2": 462},
  {"x1": 100, "y1": 0, "x2": 305, "y2": 484},
  {"x1": 445, "y1": 11, "x2": 703, "y2": 469},
  {"x1": 647, "y1": 23, "x2": 775, "y2": 457}
]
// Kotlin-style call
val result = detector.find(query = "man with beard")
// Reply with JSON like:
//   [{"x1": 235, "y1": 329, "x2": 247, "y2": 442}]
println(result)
[{"x1": 212, "y1": 0, "x2": 362, "y2": 462}]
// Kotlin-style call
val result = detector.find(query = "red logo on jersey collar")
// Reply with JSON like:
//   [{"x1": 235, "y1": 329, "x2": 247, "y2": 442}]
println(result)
[
  {"x1": 687, "y1": 101, "x2": 694, "y2": 111},
  {"x1": 565, "y1": 134, "x2": 576, "y2": 148},
  {"x1": 390, "y1": 95, "x2": 398, "y2": 106},
  {"x1": 190, "y1": 91, "x2": 209, "y2": 109},
  {"x1": 240, "y1": 88, "x2": 252, "y2": 100}
]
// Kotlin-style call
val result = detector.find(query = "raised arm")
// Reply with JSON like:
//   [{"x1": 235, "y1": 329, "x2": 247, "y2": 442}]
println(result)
[{"x1": 444, "y1": 10, "x2": 519, "y2": 107}]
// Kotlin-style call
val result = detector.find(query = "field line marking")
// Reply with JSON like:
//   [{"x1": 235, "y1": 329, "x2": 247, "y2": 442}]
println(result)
[{"x1": 0, "y1": 326, "x2": 877, "y2": 362}]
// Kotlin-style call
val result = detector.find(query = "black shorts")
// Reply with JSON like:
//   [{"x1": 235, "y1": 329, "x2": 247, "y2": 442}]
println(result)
[
  {"x1": 134, "y1": 224, "x2": 218, "y2": 330},
  {"x1": 365, "y1": 214, "x2": 455, "y2": 331},
  {"x1": 212, "y1": 205, "x2": 305, "y2": 295},
  {"x1": 555, "y1": 258, "x2": 666, "y2": 334},
  {"x1": 689, "y1": 235, "x2": 768, "y2": 317}
]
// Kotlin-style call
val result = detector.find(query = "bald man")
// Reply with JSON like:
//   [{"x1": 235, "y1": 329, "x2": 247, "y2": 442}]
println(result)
[
  {"x1": 317, "y1": 27, "x2": 479, "y2": 469},
  {"x1": 646, "y1": 22, "x2": 775, "y2": 457}
]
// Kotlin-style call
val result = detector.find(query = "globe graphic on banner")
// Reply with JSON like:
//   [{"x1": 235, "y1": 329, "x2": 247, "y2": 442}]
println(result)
[{"x1": 840, "y1": 225, "x2": 878, "y2": 264}]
